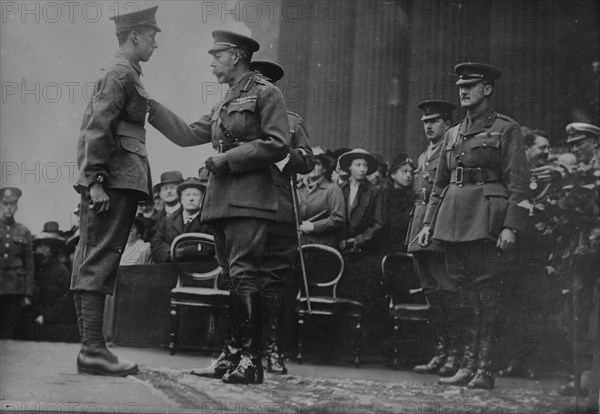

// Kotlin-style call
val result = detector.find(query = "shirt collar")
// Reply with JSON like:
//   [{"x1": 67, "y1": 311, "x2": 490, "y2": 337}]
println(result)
[{"x1": 114, "y1": 51, "x2": 143, "y2": 76}]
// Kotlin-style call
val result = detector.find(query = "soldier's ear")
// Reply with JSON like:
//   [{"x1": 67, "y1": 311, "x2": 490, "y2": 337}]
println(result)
[{"x1": 483, "y1": 83, "x2": 494, "y2": 97}]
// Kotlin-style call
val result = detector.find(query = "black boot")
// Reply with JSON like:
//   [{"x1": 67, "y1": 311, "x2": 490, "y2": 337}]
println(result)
[
  {"x1": 467, "y1": 339, "x2": 495, "y2": 389},
  {"x1": 413, "y1": 341, "x2": 447, "y2": 374},
  {"x1": 439, "y1": 316, "x2": 479, "y2": 386},
  {"x1": 191, "y1": 292, "x2": 242, "y2": 378},
  {"x1": 77, "y1": 292, "x2": 138, "y2": 376},
  {"x1": 263, "y1": 293, "x2": 288, "y2": 375},
  {"x1": 223, "y1": 292, "x2": 264, "y2": 384},
  {"x1": 437, "y1": 346, "x2": 462, "y2": 377}
]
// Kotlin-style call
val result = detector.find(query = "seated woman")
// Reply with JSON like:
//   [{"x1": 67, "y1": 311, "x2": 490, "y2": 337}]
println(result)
[
  {"x1": 381, "y1": 153, "x2": 416, "y2": 253},
  {"x1": 297, "y1": 147, "x2": 346, "y2": 248}
]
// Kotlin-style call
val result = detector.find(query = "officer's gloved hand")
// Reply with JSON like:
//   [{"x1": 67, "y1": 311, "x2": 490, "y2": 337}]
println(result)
[{"x1": 205, "y1": 154, "x2": 231, "y2": 175}]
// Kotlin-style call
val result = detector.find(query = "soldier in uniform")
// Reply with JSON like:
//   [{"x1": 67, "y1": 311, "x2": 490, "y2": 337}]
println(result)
[
  {"x1": 148, "y1": 31, "x2": 290, "y2": 384},
  {"x1": 0, "y1": 187, "x2": 33, "y2": 338},
  {"x1": 71, "y1": 6, "x2": 162, "y2": 376},
  {"x1": 406, "y1": 100, "x2": 462, "y2": 377},
  {"x1": 248, "y1": 59, "x2": 315, "y2": 375},
  {"x1": 417, "y1": 63, "x2": 529, "y2": 389}
]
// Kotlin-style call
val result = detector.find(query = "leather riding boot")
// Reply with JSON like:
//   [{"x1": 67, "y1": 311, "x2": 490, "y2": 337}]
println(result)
[
  {"x1": 413, "y1": 340, "x2": 447, "y2": 374},
  {"x1": 439, "y1": 315, "x2": 479, "y2": 386},
  {"x1": 223, "y1": 292, "x2": 264, "y2": 384},
  {"x1": 191, "y1": 292, "x2": 242, "y2": 378},
  {"x1": 467, "y1": 339, "x2": 496, "y2": 389},
  {"x1": 437, "y1": 345, "x2": 462, "y2": 377},
  {"x1": 263, "y1": 293, "x2": 288, "y2": 374},
  {"x1": 77, "y1": 292, "x2": 138, "y2": 376}
]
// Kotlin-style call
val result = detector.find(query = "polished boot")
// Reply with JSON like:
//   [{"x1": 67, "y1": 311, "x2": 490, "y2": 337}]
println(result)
[
  {"x1": 413, "y1": 341, "x2": 447, "y2": 374},
  {"x1": 437, "y1": 346, "x2": 462, "y2": 377},
  {"x1": 439, "y1": 321, "x2": 479, "y2": 386},
  {"x1": 223, "y1": 292, "x2": 264, "y2": 384},
  {"x1": 192, "y1": 292, "x2": 242, "y2": 378},
  {"x1": 77, "y1": 292, "x2": 138, "y2": 376},
  {"x1": 263, "y1": 293, "x2": 288, "y2": 374},
  {"x1": 467, "y1": 339, "x2": 495, "y2": 389}
]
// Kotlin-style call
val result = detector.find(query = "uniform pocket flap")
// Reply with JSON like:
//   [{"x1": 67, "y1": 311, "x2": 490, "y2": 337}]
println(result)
[
  {"x1": 482, "y1": 184, "x2": 508, "y2": 198},
  {"x1": 471, "y1": 133, "x2": 501, "y2": 149},
  {"x1": 227, "y1": 99, "x2": 257, "y2": 114},
  {"x1": 120, "y1": 136, "x2": 147, "y2": 156}
]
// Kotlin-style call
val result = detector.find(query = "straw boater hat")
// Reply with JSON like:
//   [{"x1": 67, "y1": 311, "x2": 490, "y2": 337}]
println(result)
[{"x1": 338, "y1": 149, "x2": 379, "y2": 175}]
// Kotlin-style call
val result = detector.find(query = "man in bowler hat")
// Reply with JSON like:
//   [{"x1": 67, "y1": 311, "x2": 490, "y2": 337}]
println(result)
[
  {"x1": 148, "y1": 30, "x2": 290, "y2": 384},
  {"x1": 418, "y1": 63, "x2": 529, "y2": 389},
  {"x1": 71, "y1": 6, "x2": 163, "y2": 376}
]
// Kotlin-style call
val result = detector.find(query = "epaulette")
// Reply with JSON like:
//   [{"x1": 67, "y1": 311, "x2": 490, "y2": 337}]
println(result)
[
  {"x1": 252, "y1": 75, "x2": 268, "y2": 86},
  {"x1": 495, "y1": 113, "x2": 516, "y2": 123},
  {"x1": 449, "y1": 119, "x2": 462, "y2": 129}
]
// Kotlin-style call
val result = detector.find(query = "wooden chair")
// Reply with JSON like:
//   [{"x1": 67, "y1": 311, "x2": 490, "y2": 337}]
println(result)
[
  {"x1": 381, "y1": 252, "x2": 430, "y2": 369},
  {"x1": 295, "y1": 243, "x2": 363, "y2": 368},
  {"x1": 169, "y1": 232, "x2": 228, "y2": 355}
]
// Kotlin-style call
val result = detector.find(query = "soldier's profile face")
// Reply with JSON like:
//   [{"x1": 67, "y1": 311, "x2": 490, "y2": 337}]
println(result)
[
  {"x1": 349, "y1": 159, "x2": 368, "y2": 180},
  {"x1": 459, "y1": 82, "x2": 489, "y2": 109},
  {"x1": 210, "y1": 50, "x2": 236, "y2": 85},
  {"x1": 571, "y1": 137, "x2": 596, "y2": 164},
  {"x1": 423, "y1": 117, "x2": 447, "y2": 142},
  {"x1": 0, "y1": 200, "x2": 18, "y2": 219},
  {"x1": 134, "y1": 28, "x2": 158, "y2": 62}
]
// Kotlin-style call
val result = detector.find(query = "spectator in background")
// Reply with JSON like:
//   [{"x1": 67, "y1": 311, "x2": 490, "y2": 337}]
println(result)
[
  {"x1": 32, "y1": 230, "x2": 75, "y2": 326},
  {"x1": 0, "y1": 187, "x2": 33, "y2": 339},
  {"x1": 154, "y1": 170, "x2": 184, "y2": 219},
  {"x1": 331, "y1": 147, "x2": 351, "y2": 186},
  {"x1": 120, "y1": 217, "x2": 152, "y2": 266},
  {"x1": 136, "y1": 199, "x2": 159, "y2": 242},
  {"x1": 151, "y1": 177, "x2": 213, "y2": 263},
  {"x1": 367, "y1": 153, "x2": 387, "y2": 189},
  {"x1": 380, "y1": 153, "x2": 415, "y2": 252},
  {"x1": 297, "y1": 147, "x2": 346, "y2": 248}
]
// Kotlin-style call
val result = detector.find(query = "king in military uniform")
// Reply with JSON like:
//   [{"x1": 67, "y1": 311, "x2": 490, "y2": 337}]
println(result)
[
  {"x1": 148, "y1": 31, "x2": 290, "y2": 384},
  {"x1": 418, "y1": 63, "x2": 530, "y2": 389},
  {"x1": 0, "y1": 187, "x2": 33, "y2": 339},
  {"x1": 71, "y1": 6, "x2": 162, "y2": 376},
  {"x1": 407, "y1": 100, "x2": 461, "y2": 377}
]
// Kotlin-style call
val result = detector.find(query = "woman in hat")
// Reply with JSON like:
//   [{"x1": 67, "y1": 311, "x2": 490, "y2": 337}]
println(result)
[
  {"x1": 296, "y1": 147, "x2": 346, "y2": 248},
  {"x1": 337, "y1": 149, "x2": 383, "y2": 254}
]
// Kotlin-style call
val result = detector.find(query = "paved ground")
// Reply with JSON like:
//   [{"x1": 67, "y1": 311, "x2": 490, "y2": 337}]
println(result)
[{"x1": 0, "y1": 340, "x2": 593, "y2": 413}]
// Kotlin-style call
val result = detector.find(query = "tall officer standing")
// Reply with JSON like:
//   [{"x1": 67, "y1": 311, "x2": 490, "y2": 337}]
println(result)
[
  {"x1": 407, "y1": 101, "x2": 462, "y2": 377},
  {"x1": 71, "y1": 6, "x2": 161, "y2": 376},
  {"x1": 0, "y1": 188, "x2": 33, "y2": 338},
  {"x1": 418, "y1": 63, "x2": 529, "y2": 389},
  {"x1": 148, "y1": 31, "x2": 290, "y2": 384}
]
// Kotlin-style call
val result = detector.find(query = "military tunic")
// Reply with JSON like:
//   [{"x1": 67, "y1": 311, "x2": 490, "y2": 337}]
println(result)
[{"x1": 71, "y1": 52, "x2": 153, "y2": 294}]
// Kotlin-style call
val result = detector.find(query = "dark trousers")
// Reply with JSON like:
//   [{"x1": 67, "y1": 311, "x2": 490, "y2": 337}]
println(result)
[
  {"x1": 444, "y1": 241, "x2": 508, "y2": 341},
  {"x1": 212, "y1": 217, "x2": 269, "y2": 295},
  {"x1": 1, "y1": 295, "x2": 23, "y2": 338},
  {"x1": 71, "y1": 189, "x2": 138, "y2": 294}
]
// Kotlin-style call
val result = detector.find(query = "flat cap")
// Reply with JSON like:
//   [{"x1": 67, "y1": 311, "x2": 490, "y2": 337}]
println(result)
[
  {"x1": 455, "y1": 62, "x2": 501, "y2": 85},
  {"x1": 109, "y1": 5, "x2": 161, "y2": 33},
  {"x1": 0, "y1": 187, "x2": 22, "y2": 203},
  {"x1": 209, "y1": 30, "x2": 260, "y2": 54},
  {"x1": 250, "y1": 60, "x2": 284, "y2": 83},
  {"x1": 566, "y1": 122, "x2": 600, "y2": 144},
  {"x1": 417, "y1": 100, "x2": 456, "y2": 121}
]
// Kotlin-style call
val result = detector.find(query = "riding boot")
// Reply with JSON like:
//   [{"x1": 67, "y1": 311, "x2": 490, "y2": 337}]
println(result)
[
  {"x1": 437, "y1": 304, "x2": 463, "y2": 377},
  {"x1": 263, "y1": 293, "x2": 288, "y2": 374},
  {"x1": 192, "y1": 291, "x2": 241, "y2": 378},
  {"x1": 77, "y1": 291, "x2": 138, "y2": 376},
  {"x1": 413, "y1": 339, "x2": 447, "y2": 374},
  {"x1": 467, "y1": 338, "x2": 496, "y2": 389},
  {"x1": 223, "y1": 292, "x2": 264, "y2": 384},
  {"x1": 439, "y1": 309, "x2": 479, "y2": 386}
]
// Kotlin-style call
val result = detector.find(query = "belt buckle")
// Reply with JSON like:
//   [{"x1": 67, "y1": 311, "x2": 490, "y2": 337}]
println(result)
[{"x1": 455, "y1": 166, "x2": 464, "y2": 184}]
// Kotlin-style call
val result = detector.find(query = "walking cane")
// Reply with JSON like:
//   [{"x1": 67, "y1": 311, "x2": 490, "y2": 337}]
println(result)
[{"x1": 290, "y1": 175, "x2": 311, "y2": 314}]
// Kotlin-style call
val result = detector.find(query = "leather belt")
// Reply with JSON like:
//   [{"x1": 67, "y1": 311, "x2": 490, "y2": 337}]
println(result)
[{"x1": 450, "y1": 167, "x2": 500, "y2": 184}]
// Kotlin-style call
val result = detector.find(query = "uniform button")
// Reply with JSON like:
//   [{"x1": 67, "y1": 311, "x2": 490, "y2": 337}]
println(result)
[
  {"x1": 425, "y1": 162, "x2": 429, "y2": 166},
  {"x1": 461, "y1": 152, "x2": 466, "y2": 156},
  {"x1": 4, "y1": 243, "x2": 9, "y2": 247},
  {"x1": 483, "y1": 143, "x2": 487, "y2": 146},
  {"x1": 3, "y1": 253, "x2": 7, "y2": 258},
  {"x1": 135, "y1": 147, "x2": 139, "y2": 152},
  {"x1": 463, "y1": 137, "x2": 467, "y2": 141},
  {"x1": 6, "y1": 234, "x2": 10, "y2": 238},
  {"x1": 458, "y1": 184, "x2": 463, "y2": 188}
]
